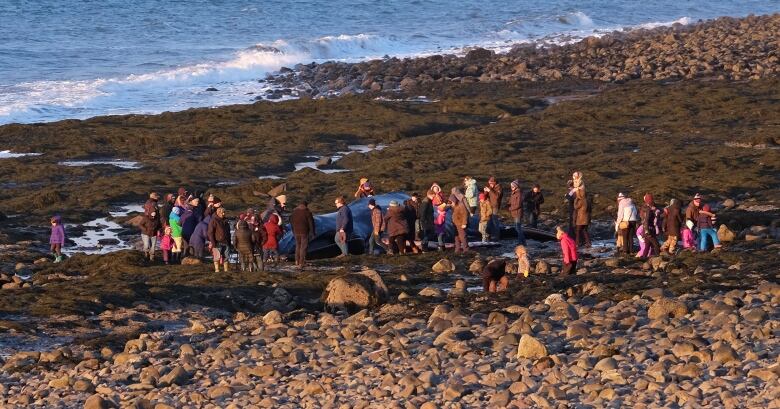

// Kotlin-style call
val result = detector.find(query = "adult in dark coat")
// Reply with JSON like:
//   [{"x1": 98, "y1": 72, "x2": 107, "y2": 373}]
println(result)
[
  {"x1": 483, "y1": 177, "x2": 503, "y2": 241},
  {"x1": 525, "y1": 184, "x2": 544, "y2": 228},
  {"x1": 573, "y1": 184, "x2": 591, "y2": 247},
  {"x1": 208, "y1": 207, "x2": 231, "y2": 272},
  {"x1": 190, "y1": 214, "x2": 211, "y2": 259},
  {"x1": 508, "y1": 180, "x2": 526, "y2": 245},
  {"x1": 418, "y1": 191, "x2": 436, "y2": 251},
  {"x1": 661, "y1": 198, "x2": 683, "y2": 254},
  {"x1": 139, "y1": 210, "x2": 162, "y2": 261},
  {"x1": 334, "y1": 196, "x2": 353, "y2": 257},
  {"x1": 233, "y1": 219, "x2": 255, "y2": 272},
  {"x1": 290, "y1": 202, "x2": 316, "y2": 267},
  {"x1": 403, "y1": 195, "x2": 421, "y2": 252},
  {"x1": 383, "y1": 201, "x2": 408, "y2": 254},
  {"x1": 640, "y1": 193, "x2": 661, "y2": 256}
]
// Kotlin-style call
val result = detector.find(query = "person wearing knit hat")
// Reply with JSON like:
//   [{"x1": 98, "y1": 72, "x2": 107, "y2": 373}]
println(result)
[
  {"x1": 508, "y1": 180, "x2": 526, "y2": 245},
  {"x1": 483, "y1": 176, "x2": 503, "y2": 241},
  {"x1": 354, "y1": 178, "x2": 375, "y2": 198},
  {"x1": 144, "y1": 192, "x2": 160, "y2": 218},
  {"x1": 685, "y1": 193, "x2": 703, "y2": 230},
  {"x1": 478, "y1": 192, "x2": 492, "y2": 242},
  {"x1": 638, "y1": 193, "x2": 661, "y2": 257}
]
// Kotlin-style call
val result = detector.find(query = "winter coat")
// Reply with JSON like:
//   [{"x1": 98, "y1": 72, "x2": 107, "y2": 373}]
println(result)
[
  {"x1": 574, "y1": 188, "x2": 589, "y2": 226},
  {"x1": 664, "y1": 202, "x2": 684, "y2": 236},
  {"x1": 640, "y1": 204, "x2": 659, "y2": 236},
  {"x1": 419, "y1": 198, "x2": 435, "y2": 230},
  {"x1": 464, "y1": 179, "x2": 479, "y2": 209},
  {"x1": 263, "y1": 218, "x2": 283, "y2": 250},
  {"x1": 251, "y1": 221, "x2": 267, "y2": 251},
  {"x1": 484, "y1": 183, "x2": 503, "y2": 211},
  {"x1": 616, "y1": 198, "x2": 639, "y2": 225},
  {"x1": 509, "y1": 189, "x2": 524, "y2": 219},
  {"x1": 559, "y1": 232, "x2": 578, "y2": 264},
  {"x1": 685, "y1": 203, "x2": 700, "y2": 224},
  {"x1": 430, "y1": 183, "x2": 446, "y2": 206},
  {"x1": 452, "y1": 202, "x2": 469, "y2": 228},
  {"x1": 434, "y1": 209, "x2": 448, "y2": 235},
  {"x1": 143, "y1": 199, "x2": 158, "y2": 217},
  {"x1": 479, "y1": 200, "x2": 492, "y2": 222},
  {"x1": 384, "y1": 207, "x2": 408, "y2": 237},
  {"x1": 160, "y1": 234, "x2": 174, "y2": 251},
  {"x1": 697, "y1": 212, "x2": 716, "y2": 229},
  {"x1": 139, "y1": 214, "x2": 162, "y2": 237},
  {"x1": 526, "y1": 191, "x2": 544, "y2": 215},
  {"x1": 234, "y1": 220, "x2": 255, "y2": 254},
  {"x1": 370, "y1": 206, "x2": 384, "y2": 234},
  {"x1": 169, "y1": 209, "x2": 183, "y2": 238},
  {"x1": 160, "y1": 202, "x2": 173, "y2": 224},
  {"x1": 290, "y1": 204, "x2": 315, "y2": 237},
  {"x1": 190, "y1": 215, "x2": 211, "y2": 247},
  {"x1": 403, "y1": 199, "x2": 419, "y2": 232},
  {"x1": 50, "y1": 222, "x2": 66, "y2": 245},
  {"x1": 180, "y1": 207, "x2": 199, "y2": 241},
  {"x1": 208, "y1": 214, "x2": 231, "y2": 245},
  {"x1": 336, "y1": 205, "x2": 353, "y2": 234}
]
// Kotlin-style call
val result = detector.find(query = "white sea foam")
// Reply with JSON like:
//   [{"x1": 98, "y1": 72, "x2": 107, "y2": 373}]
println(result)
[
  {"x1": 60, "y1": 160, "x2": 142, "y2": 169},
  {"x1": 0, "y1": 150, "x2": 42, "y2": 158}
]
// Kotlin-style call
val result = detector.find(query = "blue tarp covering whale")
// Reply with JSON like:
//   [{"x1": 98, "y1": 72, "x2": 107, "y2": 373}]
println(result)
[{"x1": 278, "y1": 192, "x2": 556, "y2": 259}]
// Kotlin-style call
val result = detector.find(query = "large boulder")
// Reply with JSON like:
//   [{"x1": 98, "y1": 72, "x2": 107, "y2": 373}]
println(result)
[
  {"x1": 647, "y1": 298, "x2": 688, "y2": 320},
  {"x1": 718, "y1": 225, "x2": 736, "y2": 242},
  {"x1": 322, "y1": 269, "x2": 388, "y2": 312},
  {"x1": 432, "y1": 259, "x2": 455, "y2": 273},
  {"x1": 517, "y1": 334, "x2": 548, "y2": 360}
]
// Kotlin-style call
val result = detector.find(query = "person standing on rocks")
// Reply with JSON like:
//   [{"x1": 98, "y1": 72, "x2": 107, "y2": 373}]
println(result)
[
  {"x1": 139, "y1": 208, "x2": 162, "y2": 261},
  {"x1": 525, "y1": 184, "x2": 544, "y2": 228},
  {"x1": 434, "y1": 203, "x2": 448, "y2": 251},
  {"x1": 452, "y1": 196, "x2": 470, "y2": 254},
  {"x1": 639, "y1": 194, "x2": 661, "y2": 257},
  {"x1": 366, "y1": 198, "x2": 388, "y2": 255},
  {"x1": 556, "y1": 226, "x2": 578, "y2": 276},
  {"x1": 685, "y1": 193, "x2": 703, "y2": 244},
  {"x1": 403, "y1": 194, "x2": 422, "y2": 252},
  {"x1": 159, "y1": 225, "x2": 176, "y2": 265},
  {"x1": 661, "y1": 199, "x2": 683, "y2": 255},
  {"x1": 168, "y1": 207, "x2": 184, "y2": 263},
  {"x1": 478, "y1": 193, "x2": 492, "y2": 242},
  {"x1": 190, "y1": 213, "x2": 211, "y2": 259},
  {"x1": 290, "y1": 201, "x2": 315, "y2": 268},
  {"x1": 615, "y1": 193, "x2": 639, "y2": 255},
  {"x1": 249, "y1": 212, "x2": 267, "y2": 271},
  {"x1": 144, "y1": 192, "x2": 160, "y2": 216},
  {"x1": 49, "y1": 215, "x2": 66, "y2": 263},
  {"x1": 263, "y1": 214, "x2": 283, "y2": 267},
  {"x1": 419, "y1": 191, "x2": 436, "y2": 251},
  {"x1": 334, "y1": 196, "x2": 353, "y2": 258},
  {"x1": 383, "y1": 200, "x2": 409, "y2": 255},
  {"x1": 483, "y1": 177, "x2": 503, "y2": 241},
  {"x1": 180, "y1": 196, "x2": 201, "y2": 256},
  {"x1": 430, "y1": 183, "x2": 446, "y2": 207},
  {"x1": 464, "y1": 176, "x2": 479, "y2": 214},
  {"x1": 573, "y1": 179, "x2": 591, "y2": 248},
  {"x1": 354, "y1": 178, "x2": 375, "y2": 198},
  {"x1": 508, "y1": 180, "x2": 527, "y2": 245},
  {"x1": 697, "y1": 204, "x2": 722, "y2": 252},
  {"x1": 208, "y1": 207, "x2": 231, "y2": 273},
  {"x1": 564, "y1": 180, "x2": 576, "y2": 236},
  {"x1": 233, "y1": 216, "x2": 255, "y2": 272},
  {"x1": 160, "y1": 193, "x2": 175, "y2": 225}
]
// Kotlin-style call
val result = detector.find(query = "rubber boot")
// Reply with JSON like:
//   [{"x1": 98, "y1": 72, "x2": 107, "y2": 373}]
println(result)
[
  {"x1": 223, "y1": 262, "x2": 230, "y2": 273},
  {"x1": 213, "y1": 262, "x2": 220, "y2": 273}
]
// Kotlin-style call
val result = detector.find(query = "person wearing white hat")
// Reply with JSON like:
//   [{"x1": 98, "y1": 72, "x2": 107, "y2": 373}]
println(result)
[{"x1": 615, "y1": 192, "x2": 639, "y2": 255}]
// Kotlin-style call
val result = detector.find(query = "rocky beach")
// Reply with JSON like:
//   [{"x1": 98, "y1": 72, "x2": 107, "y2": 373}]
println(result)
[{"x1": 0, "y1": 13, "x2": 779, "y2": 409}]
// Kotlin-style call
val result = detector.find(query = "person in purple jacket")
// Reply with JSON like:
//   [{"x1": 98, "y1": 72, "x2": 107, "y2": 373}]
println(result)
[{"x1": 49, "y1": 215, "x2": 66, "y2": 263}]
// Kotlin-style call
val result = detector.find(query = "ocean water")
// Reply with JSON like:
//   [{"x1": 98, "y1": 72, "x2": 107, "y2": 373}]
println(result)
[{"x1": 0, "y1": 0, "x2": 776, "y2": 125}]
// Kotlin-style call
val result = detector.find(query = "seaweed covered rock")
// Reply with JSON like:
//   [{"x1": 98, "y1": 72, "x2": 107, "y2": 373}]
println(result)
[
  {"x1": 322, "y1": 269, "x2": 388, "y2": 312},
  {"x1": 718, "y1": 225, "x2": 736, "y2": 242}
]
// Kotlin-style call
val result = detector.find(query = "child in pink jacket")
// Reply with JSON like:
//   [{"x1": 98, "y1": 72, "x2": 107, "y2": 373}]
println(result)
[{"x1": 159, "y1": 225, "x2": 177, "y2": 265}]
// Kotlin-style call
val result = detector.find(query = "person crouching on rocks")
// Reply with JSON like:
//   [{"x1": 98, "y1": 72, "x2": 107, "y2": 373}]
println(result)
[
  {"x1": 139, "y1": 209, "x2": 162, "y2": 261},
  {"x1": 49, "y1": 215, "x2": 66, "y2": 263},
  {"x1": 263, "y1": 214, "x2": 283, "y2": 267},
  {"x1": 515, "y1": 245, "x2": 530, "y2": 278},
  {"x1": 482, "y1": 258, "x2": 509, "y2": 292},
  {"x1": 159, "y1": 225, "x2": 176, "y2": 265},
  {"x1": 557, "y1": 226, "x2": 578, "y2": 276},
  {"x1": 208, "y1": 207, "x2": 231, "y2": 273},
  {"x1": 233, "y1": 214, "x2": 255, "y2": 272}
]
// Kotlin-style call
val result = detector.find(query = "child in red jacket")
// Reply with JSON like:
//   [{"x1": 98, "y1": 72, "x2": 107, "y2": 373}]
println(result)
[
  {"x1": 263, "y1": 214, "x2": 283, "y2": 267},
  {"x1": 557, "y1": 226, "x2": 578, "y2": 276}
]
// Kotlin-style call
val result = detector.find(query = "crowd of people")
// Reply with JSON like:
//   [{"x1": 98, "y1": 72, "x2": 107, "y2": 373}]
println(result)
[{"x1": 47, "y1": 172, "x2": 724, "y2": 287}]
